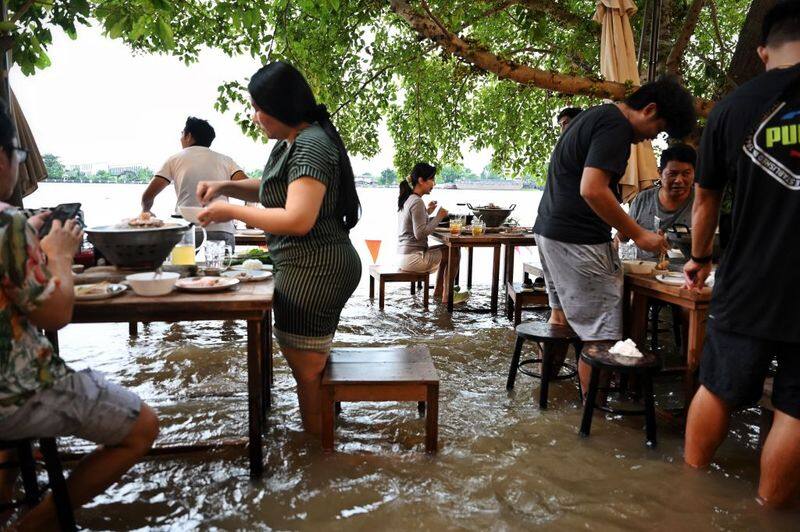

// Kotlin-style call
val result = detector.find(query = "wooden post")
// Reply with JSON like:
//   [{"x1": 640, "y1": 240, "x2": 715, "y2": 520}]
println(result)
[
  {"x1": 490, "y1": 245, "x2": 501, "y2": 314},
  {"x1": 246, "y1": 320, "x2": 264, "y2": 479}
]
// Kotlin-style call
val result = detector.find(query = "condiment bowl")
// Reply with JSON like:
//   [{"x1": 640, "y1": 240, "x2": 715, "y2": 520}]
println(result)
[{"x1": 126, "y1": 272, "x2": 180, "y2": 296}]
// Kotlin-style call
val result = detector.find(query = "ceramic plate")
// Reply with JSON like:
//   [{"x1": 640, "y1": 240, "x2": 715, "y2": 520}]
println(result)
[
  {"x1": 655, "y1": 272, "x2": 686, "y2": 286},
  {"x1": 175, "y1": 276, "x2": 239, "y2": 292},
  {"x1": 221, "y1": 270, "x2": 272, "y2": 282},
  {"x1": 74, "y1": 283, "x2": 127, "y2": 301}
]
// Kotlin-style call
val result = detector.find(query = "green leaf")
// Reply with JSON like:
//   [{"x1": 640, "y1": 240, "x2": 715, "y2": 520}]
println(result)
[
  {"x1": 0, "y1": 22, "x2": 16, "y2": 32},
  {"x1": 156, "y1": 19, "x2": 175, "y2": 49}
]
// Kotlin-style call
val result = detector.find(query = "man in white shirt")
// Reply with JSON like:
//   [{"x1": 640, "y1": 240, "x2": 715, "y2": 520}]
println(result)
[{"x1": 141, "y1": 116, "x2": 247, "y2": 248}]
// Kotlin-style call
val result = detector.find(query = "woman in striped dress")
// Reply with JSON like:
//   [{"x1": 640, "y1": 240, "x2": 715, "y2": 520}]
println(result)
[{"x1": 197, "y1": 62, "x2": 361, "y2": 435}]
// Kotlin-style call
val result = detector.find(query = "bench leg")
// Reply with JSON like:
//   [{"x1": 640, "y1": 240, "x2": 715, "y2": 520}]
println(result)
[
  {"x1": 369, "y1": 275, "x2": 375, "y2": 299},
  {"x1": 423, "y1": 276, "x2": 429, "y2": 310},
  {"x1": 410, "y1": 281, "x2": 416, "y2": 295},
  {"x1": 379, "y1": 279, "x2": 386, "y2": 310},
  {"x1": 425, "y1": 384, "x2": 439, "y2": 453},
  {"x1": 128, "y1": 321, "x2": 138, "y2": 337},
  {"x1": 321, "y1": 386, "x2": 335, "y2": 452},
  {"x1": 17, "y1": 441, "x2": 40, "y2": 506},
  {"x1": 417, "y1": 401, "x2": 426, "y2": 417},
  {"x1": 539, "y1": 342, "x2": 552, "y2": 410},
  {"x1": 514, "y1": 300, "x2": 523, "y2": 327},
  {"x1": 40, "y1": 438, "x2": 76, "y2": 532},
  {"x1": 507, "y1": 336, "x2": 524, "y2": 390},
  {"x1": 579, "y1": 366, "x2": 601, "y2": 438},
  {"x1": 643, "y1": 373, "x2": 657, "y2": 448}
]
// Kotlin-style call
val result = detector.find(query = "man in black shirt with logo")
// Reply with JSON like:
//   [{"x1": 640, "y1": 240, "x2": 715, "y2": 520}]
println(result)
[
  {"x1": 684, "y1": 2, "x2": 800, "y2": 508},
  {"x1": 533, "y1": 76, "x2": 695, "y2": 390}
]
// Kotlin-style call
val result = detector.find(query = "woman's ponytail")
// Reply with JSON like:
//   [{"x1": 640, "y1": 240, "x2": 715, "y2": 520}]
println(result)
[{"x1": 398, "y1": 178, "x2": 413, "y2": 211}]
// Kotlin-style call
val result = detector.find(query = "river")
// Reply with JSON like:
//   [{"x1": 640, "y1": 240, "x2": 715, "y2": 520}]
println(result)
[{"x1": 17, "y1": 183, "x2": 798, "y2": 530}]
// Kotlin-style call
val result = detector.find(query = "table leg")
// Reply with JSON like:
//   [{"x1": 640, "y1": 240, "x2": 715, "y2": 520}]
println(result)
[
  {"x1": 261, "y1": 313, "x2": 272, "y2": 416},
  {"x1": 246, "y1": 320, "x2": 265, "y2": 479},
  {"x1": 491, "y1": 245, "x2": 501, "y2": 314},
  {"x1": 628, "y1": 291, "x2": 649, "y2": 347},
  {"x1": 446, "y1": 244, "x2": 456, "y2": 313},
  {"x1": 503, "y1": 244, "x2": 515, "y2": 289},
  {"x1": 467, "y1": 247, "x2": 473, "y2": 289},
  {"x1": 684, "y1": 309, "x2": 707, "y2": 406},
  {"x1": 321, "y1": 385, "x2": 335, "y2": 452},
  {"x1": 128, "y1": 322, "x2": 138, "y2": 337}
]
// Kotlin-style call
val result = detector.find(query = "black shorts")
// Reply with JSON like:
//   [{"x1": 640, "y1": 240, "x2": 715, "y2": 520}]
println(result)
[{"x1": 699, "y1": 320, "x2": 800, "y2": 419}]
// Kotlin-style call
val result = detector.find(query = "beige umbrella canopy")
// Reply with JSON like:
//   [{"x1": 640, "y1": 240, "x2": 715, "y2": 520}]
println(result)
[
  {"x1": 10, "y1": 88, "x2": 47, "y2": 198},
  {"x1": 593, "y1": 0, "x2": 659, "y2": 203}
]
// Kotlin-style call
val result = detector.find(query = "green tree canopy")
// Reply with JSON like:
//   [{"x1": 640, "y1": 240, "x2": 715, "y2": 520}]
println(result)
[{"x1": 6, "y1": 0, "x2": 751, "y2": 183}]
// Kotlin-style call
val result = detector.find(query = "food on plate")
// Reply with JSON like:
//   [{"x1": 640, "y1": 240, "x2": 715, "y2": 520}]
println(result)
[
  {"x1": 230, "y1": 248, "x2": 272, "y2": 266},
  {"x1": 242, "y1": 259, "x2": 264, "y2": 270},
  {"x1": 180, "y1": 277, "x2": 224, "y2": 288},
  {"x1": 75, "y1": 282, "x2": 110, "y2": 297},
  {"x1": 656, "y1": 258, "x2": 670, "y2": 270},
  {"x1": 127, "y1": 212, "x2": 164, "y2": 228}
]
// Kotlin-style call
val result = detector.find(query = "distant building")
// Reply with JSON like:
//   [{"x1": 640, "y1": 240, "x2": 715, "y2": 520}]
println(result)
[{"x1": 109, "y1": 164, "x2": 147, "y2": 176}]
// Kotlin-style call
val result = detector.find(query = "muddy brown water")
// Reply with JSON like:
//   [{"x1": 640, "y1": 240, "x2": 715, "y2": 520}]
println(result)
[{"x1": 49, "y1": 284, "x2": 797, "y2": 531}]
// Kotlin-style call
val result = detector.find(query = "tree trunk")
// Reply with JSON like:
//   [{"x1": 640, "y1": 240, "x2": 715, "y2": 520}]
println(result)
[
  {"x1": 666, "y1": 0, "x2": 706, "y2": 76},
  {"x1": 390, "y1": 0, "x2": 714, "y2": 116},
  {"x1": 725, "y1": 0, "x2": 777, "y2": 92}
]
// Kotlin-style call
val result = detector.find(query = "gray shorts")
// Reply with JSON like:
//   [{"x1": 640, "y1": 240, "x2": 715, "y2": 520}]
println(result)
[
  {"x1": 535, "y1": 233, "x2": 623, "y2": 341},
  {"x1": 0, "y1": 369, "x2": 141, "y2": 446}
]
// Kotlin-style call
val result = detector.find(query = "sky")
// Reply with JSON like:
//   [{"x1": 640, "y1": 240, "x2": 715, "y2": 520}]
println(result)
[{"x1": 11, "y1": 25, "x2": 491, "y2": 175}]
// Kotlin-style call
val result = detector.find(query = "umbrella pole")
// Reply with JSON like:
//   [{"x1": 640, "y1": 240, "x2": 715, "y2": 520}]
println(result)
[{"x1": 647, "y1": 0, "x2": 663, "y2": 82}]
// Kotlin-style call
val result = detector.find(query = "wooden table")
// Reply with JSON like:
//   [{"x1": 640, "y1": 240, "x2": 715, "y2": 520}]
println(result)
[
  {"x1": 431, "y1": 229, "x2": 537, "y2": 314},
  {"x1": 49, "y1": 281, "x2": 274, "y2": 479},
  {"x1": 624, "y1": 274, "x2": 712, "y2": 408},
  {"x1": 234, "y1": 231, "x2": 267, "y2": 247}
]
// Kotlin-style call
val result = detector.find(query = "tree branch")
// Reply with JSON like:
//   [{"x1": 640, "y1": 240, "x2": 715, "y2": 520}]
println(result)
[
  {"x1": 518, "y1": 0, "x2": 593, "y2": 31},
  {"x1": 10, "y1": 0, "x2": 38, "y2": 24},
  {"x1": 390, "y1": 0, "x2": 713, "y2": 117},
  {"x1": 666, "y1": 0, "x2": 706, "y2": 76},
  {"x1": 708, "y1": 0, "x2": 732, "y2": 57}
]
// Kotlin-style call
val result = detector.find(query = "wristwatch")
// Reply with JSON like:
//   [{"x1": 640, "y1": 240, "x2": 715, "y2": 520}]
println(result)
[{"x1": 690, "y1": 254, "x2": 713, "y2": 264}]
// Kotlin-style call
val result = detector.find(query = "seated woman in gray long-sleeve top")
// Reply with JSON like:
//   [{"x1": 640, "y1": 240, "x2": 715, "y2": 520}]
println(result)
[{"x1": 397, "y1": 162, "x2": 456, "y2": 299}]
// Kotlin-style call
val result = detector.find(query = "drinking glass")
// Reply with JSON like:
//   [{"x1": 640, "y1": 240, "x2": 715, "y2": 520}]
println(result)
[
  {"x1": 471, "y1": 218, "x2": 486, "y2": 236},
  {"x1": 449, "y1": 216, "x2": 464, "y2": 236},
  {"x1": 205, "y1": 240, "x2": 232, "y2": 270}
]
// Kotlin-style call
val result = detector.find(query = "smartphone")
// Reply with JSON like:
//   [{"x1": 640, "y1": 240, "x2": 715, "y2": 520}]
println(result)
[{"x1": 38, "y1": 203, "x2": 82, "y2": 238}]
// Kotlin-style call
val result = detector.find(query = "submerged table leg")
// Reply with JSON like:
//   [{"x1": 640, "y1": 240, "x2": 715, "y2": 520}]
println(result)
[
  {"x1": 446, "y1": 244, "x2": 456, "y2": 313},
  {"x1": 503, "y1": 244, "x2": 515, "y2": 288},
  {"x1": 261, "y1": 312, "x2": 272, "y2": 416},
  {"x1": 684, "y1": 308, "x2": 707, "y2": 407},
  {"x1": 467, "y1": 247, "x2": 474, "y2": 289},
  {"x1": 247, "y1": 319, "x2": 265, "y2": 479},
  {"x1": 491, "y1": 245, "x2": 501, "y2": 314}
]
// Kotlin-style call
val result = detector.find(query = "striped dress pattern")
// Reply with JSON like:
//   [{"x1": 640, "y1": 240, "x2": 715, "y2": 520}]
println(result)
[{"x1": 259, "y1": 124, "x2": 362, "y2": 351}]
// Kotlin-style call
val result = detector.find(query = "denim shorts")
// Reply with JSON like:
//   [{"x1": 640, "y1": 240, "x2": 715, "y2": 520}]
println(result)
[
  {"x1": 534, "y1": 233, "x2": 624, "y2": 341},
  {"x1": 0, "y1": 369, "x2": 141, "y2": 446}
]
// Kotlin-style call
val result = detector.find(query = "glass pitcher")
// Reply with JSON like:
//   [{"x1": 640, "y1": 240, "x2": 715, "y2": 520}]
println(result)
[{"x1": 171, "y1": 224, "x2": 207, "y2": 266}]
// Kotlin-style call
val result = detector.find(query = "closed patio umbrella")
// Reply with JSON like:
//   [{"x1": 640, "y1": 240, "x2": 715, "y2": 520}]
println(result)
[
  {"x1": 10, "y1": 88, "x2": 47, "y2": 198},
  {"x1": 593, "y1": 0, "x2": 659, "y2": 203}
]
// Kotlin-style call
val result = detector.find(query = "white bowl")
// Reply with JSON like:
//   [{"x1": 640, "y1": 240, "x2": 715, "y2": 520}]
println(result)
[
  {"x1": 126, "y1": 271, "x2": 180, "y2": 296},
  {"x1": 622, "y1": 260, "x2": 657, "y2": 275},
  {"x1": 179, "y1": 206, "x2": 203, "y2": 224}
]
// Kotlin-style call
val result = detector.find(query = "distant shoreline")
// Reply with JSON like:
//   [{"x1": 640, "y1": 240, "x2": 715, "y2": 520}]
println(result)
[{"x1": 39, "y1": 181, "x2": 543, "y2": 191}]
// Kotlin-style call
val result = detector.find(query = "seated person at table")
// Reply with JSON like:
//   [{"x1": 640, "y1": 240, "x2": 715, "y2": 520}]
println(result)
[
  {"x1": 0, "y1": 104, "x2": 158, "y2": 529},
  {"x1": 141, "y1": 116, "x2": 247, "y2": 249},
  {"x1": 624, "y1": 143, "x2": 696, "y2": 259},
  {"x1": 397, "y1": 162, "x2": 459, "y2": 301}
]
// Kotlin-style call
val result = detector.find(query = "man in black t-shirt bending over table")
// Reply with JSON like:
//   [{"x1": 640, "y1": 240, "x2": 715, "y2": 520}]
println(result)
[
  {"x1": 684, "y1": 3, "x2": 800, "y2": 508},
  {"x1": 533, "y1": 77, "x2": 696, "y2": 392}
]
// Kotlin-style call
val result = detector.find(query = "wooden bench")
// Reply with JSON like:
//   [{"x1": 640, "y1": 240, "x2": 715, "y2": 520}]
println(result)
[
  {"x1": 506, "y1": 282, "x2": 549, "y2": 326},
  {"x1": 368, "y1": 265, "x2": 430, "y2": 310},
  {"x1": 321, "y1": 346, "x2": 440, "y2": 453}
]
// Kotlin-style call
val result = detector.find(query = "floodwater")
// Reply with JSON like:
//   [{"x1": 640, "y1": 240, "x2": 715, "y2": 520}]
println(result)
[{"x1": 19, "y1": 184, "x2": 800, "y2": 530}]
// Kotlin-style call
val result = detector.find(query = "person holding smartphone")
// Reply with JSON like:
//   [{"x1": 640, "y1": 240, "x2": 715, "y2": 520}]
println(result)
[{"x1": 0, "y1": 102, "x2": 159, "y2": 529}]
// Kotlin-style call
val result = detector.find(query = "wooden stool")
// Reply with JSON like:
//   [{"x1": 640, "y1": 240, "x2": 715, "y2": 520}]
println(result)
[
  {"x1": 506, "y1": 282, "x2": 549, "y2": 326},
  {"x1": 368, "y1": 265, "x2": 430, "y2": 311},
  {"x1": 0, "y1": 438, "x2": 76, "y2": 531},
  {"x1": 507, "y1": 322, "x2": 582, "y2": 409},
  {"x1": 321, "y1": 346, "x2": 439, "y2": 453},
  {"x1": 579, "y1": 343, "x2": 660, "y2": 448}
]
